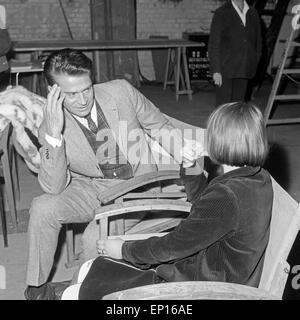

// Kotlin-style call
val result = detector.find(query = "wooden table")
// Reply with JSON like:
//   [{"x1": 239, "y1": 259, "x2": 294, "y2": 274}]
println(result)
[
  {"x1": 13, "y1": 39, "x2": 204, "y2": 100},
  {"x1": 9, "y1": 60, "x2": 44, "y2": 92}
]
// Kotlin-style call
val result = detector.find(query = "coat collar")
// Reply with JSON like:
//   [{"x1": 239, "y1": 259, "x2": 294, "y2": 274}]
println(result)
[
  {"x1": 209, "y1": 166, "x2": 262, "y2": 186},
  {"x1": 224, "y1": 0, "x2": 253, "y2": 13}
]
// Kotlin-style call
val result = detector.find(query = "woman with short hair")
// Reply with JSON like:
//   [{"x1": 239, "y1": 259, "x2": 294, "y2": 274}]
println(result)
[{"x1": 76, "y1": 102, "x2": 273, "y2": 300}]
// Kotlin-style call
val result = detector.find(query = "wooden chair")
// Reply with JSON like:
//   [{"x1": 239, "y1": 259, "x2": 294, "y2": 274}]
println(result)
[
  {"x1": 101, "y1": 177, "x2": 300, "y2": 300},
  {"x1": 61, "y1": 176, "x2": 300, "y2": 300},
  {"x1": 95, "y1": 169, "x2": 192, "y2": 242}
]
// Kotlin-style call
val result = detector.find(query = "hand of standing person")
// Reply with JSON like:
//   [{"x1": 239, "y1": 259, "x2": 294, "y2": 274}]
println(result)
[
  {"x1": 44, "y1": 84, "x2": 65, "y2": 139},
  {"x1": 213, "y1": 72, "x2": 222, "y2": 87}
]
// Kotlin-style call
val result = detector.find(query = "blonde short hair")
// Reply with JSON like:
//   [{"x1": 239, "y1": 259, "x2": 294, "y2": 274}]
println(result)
[{"x1": 207, "y1": 102, "x2": 268, "y2": 167}]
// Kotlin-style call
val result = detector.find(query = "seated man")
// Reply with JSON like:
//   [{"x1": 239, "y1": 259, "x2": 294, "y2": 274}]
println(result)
[{"x1": 24, "y1": 48, "x2": 205, "y2": 300}]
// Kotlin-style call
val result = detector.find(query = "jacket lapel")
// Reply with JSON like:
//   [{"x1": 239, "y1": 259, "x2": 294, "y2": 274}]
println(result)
[{"x1": 94, "y1": 87, "x2": 128, "y2": 161}]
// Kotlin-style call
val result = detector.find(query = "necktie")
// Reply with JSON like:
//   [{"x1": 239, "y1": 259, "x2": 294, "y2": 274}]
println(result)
[{"x1": 85, "y1": 113, "x2": 98, "y2": 134}]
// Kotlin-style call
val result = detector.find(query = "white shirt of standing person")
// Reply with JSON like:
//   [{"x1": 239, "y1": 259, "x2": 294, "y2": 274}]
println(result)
[
  {"x1": 0, "y1": 5, "x2": 6, "y2": 29},
  {"x1": 231, "y1": 0, "x2": 249, "y2": 26}
]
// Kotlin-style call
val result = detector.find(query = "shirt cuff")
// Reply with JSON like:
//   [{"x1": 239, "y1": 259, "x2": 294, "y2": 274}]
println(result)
[{"x1": 45, "y1": 133, "x2": 63, "y2": 148}]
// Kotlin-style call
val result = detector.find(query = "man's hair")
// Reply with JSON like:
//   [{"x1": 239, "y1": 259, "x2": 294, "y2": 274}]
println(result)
[
  {"x1": 44, "y1": 48, "x2": 93, "y2": 85},
  {"x1": 206, "y1": 102, "x2": 268, "y2": 167}
]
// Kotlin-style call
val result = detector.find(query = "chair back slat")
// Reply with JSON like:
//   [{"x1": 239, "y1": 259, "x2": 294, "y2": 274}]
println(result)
[{"x1": 259, "y1": 177, "x2": 300, "y2": 297}]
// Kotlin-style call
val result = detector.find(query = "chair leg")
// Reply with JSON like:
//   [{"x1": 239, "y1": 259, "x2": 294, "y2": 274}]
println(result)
[
  {"x1": 0, "y1": 190, "x2": 8, "y2": 247},
  {"x1": 1, "y1": 149, "x2": 17, "y2": 228},
  {"x1": 11, "y1": 144, "x2": 20, "y2": 202},
  {"x1": 65, "y1": 224, "x2": 74, "y2": 266},
  {"x1": 65, "y1": 224, "x2": 80, "y2": 268}
]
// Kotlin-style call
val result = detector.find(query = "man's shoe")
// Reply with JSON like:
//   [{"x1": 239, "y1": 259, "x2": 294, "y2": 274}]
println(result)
[
  {"x1": 24, "y1": 283, "x2": 56, "y2": 300},
  {"x1": 48, "y1": 281, "x2": 71, "y2": 300},
  {"x1": 24, "y1": 281, "x2": 71, "y2": 300}
]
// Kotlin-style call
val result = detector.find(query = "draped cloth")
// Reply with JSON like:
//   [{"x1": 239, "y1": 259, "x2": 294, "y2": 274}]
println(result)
[{"x1": 0, "y1": 85, "x2": 45, "y2": 173}]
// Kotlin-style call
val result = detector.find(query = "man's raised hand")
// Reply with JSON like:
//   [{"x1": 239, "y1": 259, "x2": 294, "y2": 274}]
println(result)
[{"x1": 44, "y1": 84, "x2": 65, "y2": 139}]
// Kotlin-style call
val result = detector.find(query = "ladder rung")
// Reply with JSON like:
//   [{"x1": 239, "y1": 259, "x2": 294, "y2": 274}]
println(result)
[
  {"x1": 291, "y1": 41, "x2": 300, "y2": 47},
  {"x1": 267, "y1": 118, "x2": 300, "y2": 125},
  {"x1": 282, "y1": 69, "x2": 300, "y2": 74},
  {"x1": 280, "y1": 41, "x2": 300, "y2": 47},
  {"x1": 274, "y1": 95, "x2": 300, "y2": 100}
]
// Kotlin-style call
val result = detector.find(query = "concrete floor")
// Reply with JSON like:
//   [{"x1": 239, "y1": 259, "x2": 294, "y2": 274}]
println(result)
[{"x1": 1, "y1": 78, "x2": 300, "y2": 299}]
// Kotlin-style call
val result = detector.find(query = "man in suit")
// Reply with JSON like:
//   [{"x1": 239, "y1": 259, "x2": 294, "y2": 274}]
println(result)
[
  {"x1": 24, "y1": 48, "x2": 205, "y2": 299},
  {"x1": 208, "y1": 0, "x2": 262, "y2": 106}
]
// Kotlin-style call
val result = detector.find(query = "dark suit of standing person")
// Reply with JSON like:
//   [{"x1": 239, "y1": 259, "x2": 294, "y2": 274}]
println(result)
[{"x1": 208, "y1": 0, "x2": 262, "y2": 106}]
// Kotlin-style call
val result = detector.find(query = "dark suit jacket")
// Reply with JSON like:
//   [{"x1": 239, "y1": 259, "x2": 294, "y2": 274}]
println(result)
[
  {"x1": 122, "y1": 166, "x2": 273, "y2": 287},
  {"x1": 208, "y1": 1, "x2": 262, "y2": 79}
]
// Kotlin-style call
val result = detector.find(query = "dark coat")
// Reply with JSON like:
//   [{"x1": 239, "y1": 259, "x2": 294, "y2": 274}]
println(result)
[
  {"x1": 122, "y1": 166, "x2": 273, "y2": 287},
  {"x1": 208, "y1": 1, "x2": 262, "y2": 79}
]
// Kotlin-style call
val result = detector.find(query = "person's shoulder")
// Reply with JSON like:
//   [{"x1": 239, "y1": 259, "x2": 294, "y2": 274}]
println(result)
[
  {"x1": 94, "y1": 79, "x2": 134, "y2": 95},
  {"x1": 213, "y1": 1, "x2": 232, "y2": 19},
  {"x1": 93, "y1": 79, "x2": 135, "y2": 102},
  {"x1": 94, "y1": 79, "x2": 130, "y2": 90},
  {"x1": 217, "y1": 1, "x2": 232, "y2": 13},
  {"x1": 246, "y1": 4, "x2": 260, "y2": 18}
]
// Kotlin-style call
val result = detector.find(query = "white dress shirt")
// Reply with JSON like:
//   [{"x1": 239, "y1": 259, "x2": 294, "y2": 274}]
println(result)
[
  {"x1": 45, "y1": 101, "x2": 98, "y2": 147},
  {"x1": 72, "y1": 101, "x2": 98, "y2": 129},
  {"x1": 231, "y1": 0, "x2": 249, "y2": 26}
]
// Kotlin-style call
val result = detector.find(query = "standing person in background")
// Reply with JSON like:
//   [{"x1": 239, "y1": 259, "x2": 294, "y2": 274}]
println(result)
[
  {"x1": 0, "y1": 5, "x2": 12, "y2": 89},
  {"x1": 208, "y1": 0, "x2": 262, "y2": 106}
]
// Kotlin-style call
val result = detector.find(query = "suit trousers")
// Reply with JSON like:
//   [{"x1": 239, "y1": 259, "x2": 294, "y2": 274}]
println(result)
[
  {"x1": 215, "y1": 77, "x2": 249, "y2": 107},
  {"x1": 26, "y1": 177, "x2": 142, "y2": 286}
]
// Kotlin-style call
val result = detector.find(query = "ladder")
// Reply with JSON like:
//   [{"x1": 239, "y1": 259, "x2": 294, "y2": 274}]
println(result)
[
  {"x1": 264, "y1": 16, "x2": 300, "y2": 126},
  {"x1": 252, "y1": 0, "x2": 292, "y2": 76}
]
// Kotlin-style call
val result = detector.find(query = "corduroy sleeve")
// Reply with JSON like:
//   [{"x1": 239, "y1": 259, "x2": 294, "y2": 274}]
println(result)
[{"x1": 122, "y1": 182, "x2": 239, "y2": 269}]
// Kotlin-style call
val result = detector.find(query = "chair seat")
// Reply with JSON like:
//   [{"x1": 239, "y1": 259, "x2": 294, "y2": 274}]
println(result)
[{"x1": 102, "y1": 281, "x2": 280, "y2": 300}]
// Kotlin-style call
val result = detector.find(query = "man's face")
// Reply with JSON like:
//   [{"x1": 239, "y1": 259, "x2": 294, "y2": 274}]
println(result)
[{"x1": 52, "y1": 72, "x2": 94, "y2": 117}]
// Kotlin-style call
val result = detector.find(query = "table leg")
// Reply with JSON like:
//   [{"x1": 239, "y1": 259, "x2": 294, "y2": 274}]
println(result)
[
  {"x1": 163, "y1": 48, "x2": 172, "y2": 90},
  {"x1": 133, "y1": 52, "x2": 141, "y2": 88},
  {"x1": 32, "y1": 74, "x2": 37, "y2": 93},
  {"x1": 182, "y1": 46, "x2": 193, "y2": 101},
  {"x1": 175, "y1": 47, "x2": 181, "y2": 101},
  {"x1": 95, "y1": 51, "x2": 101, "y2": 83}
]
